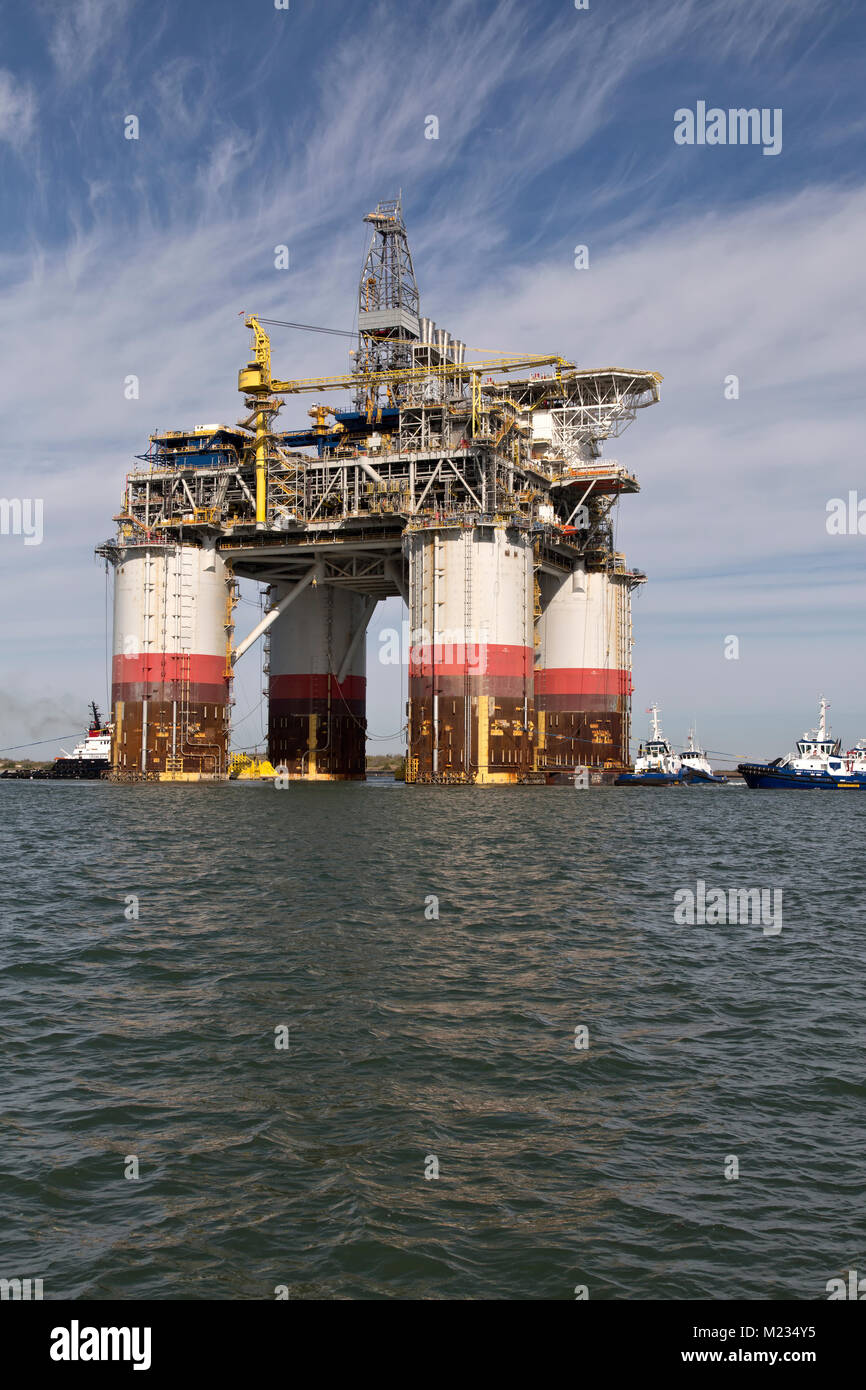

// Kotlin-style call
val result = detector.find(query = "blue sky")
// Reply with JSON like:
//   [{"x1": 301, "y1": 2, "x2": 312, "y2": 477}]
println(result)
[{"x1": 1, "y1": 0, "x2": 864, "y2": 762}]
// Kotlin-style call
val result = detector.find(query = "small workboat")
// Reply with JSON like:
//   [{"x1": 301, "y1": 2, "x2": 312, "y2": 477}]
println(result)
[{"x1": 679, "y1": 729, "x2": 727, "y2": 784}]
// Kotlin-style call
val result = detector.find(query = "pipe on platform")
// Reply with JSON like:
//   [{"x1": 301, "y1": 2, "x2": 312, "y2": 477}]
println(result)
[
  {"x1": 232, "y1": 563, "x2": 323, "y2": 664},
  {"x1": 385, "y1": 557, "x2": 409, "y2": 604},
  {"x1": 255, "y1": 407, "x2": 268, "y2": 526},
  {"x1": 356, "y1": 457, "x2": 384, "y2": 485},
  {"x1": 336, "y1": 595, "x2": 377, "y2": 684}
]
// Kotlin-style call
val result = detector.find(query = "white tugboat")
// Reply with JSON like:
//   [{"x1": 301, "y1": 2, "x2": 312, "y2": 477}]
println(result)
[
  {"x1": 615, "y1": 705, "x2": 684, "y2": 785},
  {"x1": 679, "y1": 728, "x2": 727, "y2": 784},
  {"x1": 739, "y1": 696, "x2": 866, "y2": 789}
]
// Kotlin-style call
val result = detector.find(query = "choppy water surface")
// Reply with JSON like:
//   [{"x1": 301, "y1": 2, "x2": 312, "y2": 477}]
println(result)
[{"x1": 1, "y1": 781, "x2": 864, "y2": 1299}]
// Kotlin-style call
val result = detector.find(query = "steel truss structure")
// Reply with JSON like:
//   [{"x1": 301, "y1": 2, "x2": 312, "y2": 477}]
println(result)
[{"x1": 99, "y1": 197, "x2": 660, "y2": 782}]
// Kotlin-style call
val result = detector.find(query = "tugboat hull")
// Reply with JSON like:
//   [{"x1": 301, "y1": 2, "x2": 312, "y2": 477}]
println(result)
[
  {"x1": 49, "y1": 759, "x2": 110, "y2": 780},
  {"x1": 739, "y1": 763, "x2": 866, "y2": 789},
  {"x1": 614, "y1": 770, "x2": 685, "y2": 786}
]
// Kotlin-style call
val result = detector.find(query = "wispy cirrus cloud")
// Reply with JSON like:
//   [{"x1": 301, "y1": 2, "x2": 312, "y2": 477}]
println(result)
[
  {"x1": 41, "y1": 0, "x2": 135, "y2": 81},
  {"x1": 0, "y1": 0, "x2": 863, "y2": 756},
  {"x1": 0, "y1": 68, "x2": 37, "y2": 148}
]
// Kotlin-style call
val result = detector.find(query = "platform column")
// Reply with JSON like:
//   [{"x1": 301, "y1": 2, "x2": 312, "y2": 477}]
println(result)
[
  {"x1": 267, "y1": 582, "x2": 373, "y2": 779},
  {"x1": 535, "y1": 561, "x2": 632, "y2": 772},
  {"x1": 405, "y1": 523, "x2": 535, "y2": 784},
  {"x1": 109, "y1": 541, "x2": 232, "y2": 780}
]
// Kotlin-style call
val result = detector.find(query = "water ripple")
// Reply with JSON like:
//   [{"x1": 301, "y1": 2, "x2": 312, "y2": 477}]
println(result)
[{"x1": 1, "y1": 781, "x2": 864, "y2": 1298}]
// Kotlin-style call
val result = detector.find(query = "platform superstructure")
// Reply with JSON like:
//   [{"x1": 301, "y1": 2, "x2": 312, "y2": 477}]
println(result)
[{"x1": 97, "y1": 198, "x2": 660, "y2": 782}]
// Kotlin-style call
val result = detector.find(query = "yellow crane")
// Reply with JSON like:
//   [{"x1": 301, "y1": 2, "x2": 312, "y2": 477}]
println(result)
[{"x1": 238, "y1": 314, "x2": 572, "y2": 525}]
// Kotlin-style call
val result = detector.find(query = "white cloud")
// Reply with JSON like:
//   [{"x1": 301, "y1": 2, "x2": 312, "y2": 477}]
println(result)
[
  {"x1": 0, "y1": 68, "x2": 37, "y2": 149},
  {"x1": 0, "y1": 0, "x2": 860, "y2": 757},
  {"x1": 43, "y1": 0, "x2": 133, "y2": 81}
]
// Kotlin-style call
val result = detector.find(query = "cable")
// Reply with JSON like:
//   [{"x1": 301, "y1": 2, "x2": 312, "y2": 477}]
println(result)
[
  {"x1": 258, "y1": 318, "x2": 532, "y2": 362},
  {"x1": 260, "y1": 629, "x2": 267, "y2": 745},
  {"x1": 0, "y1": 735, "x2": 81, "y2": 754},
  {"x1": 258, "y1": 317, "x2": 357, "y2": 340},
  {"x1": 327, "y1": 658, "x2": 407, "y2": 742},
  {"x1": 231, "y1": 704, "x2": 265, "y2": 731}
]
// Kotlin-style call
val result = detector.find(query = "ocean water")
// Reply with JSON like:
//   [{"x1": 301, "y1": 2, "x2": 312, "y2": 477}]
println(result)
[{"x1": 1, "y1": 780, "x2": 863, "y2": 1301}]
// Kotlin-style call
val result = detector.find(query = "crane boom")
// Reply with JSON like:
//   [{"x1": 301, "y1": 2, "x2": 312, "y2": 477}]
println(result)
[
  {"x1": 270, "y1": 353, "x2": 571, "y2": 395},
  {"x1": 242, "y1": 315, "x2": 571, "y2": 397}
]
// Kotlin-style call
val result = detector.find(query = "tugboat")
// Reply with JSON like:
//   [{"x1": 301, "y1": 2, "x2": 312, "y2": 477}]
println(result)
[
  {"x1": 679, "y1": 729, "x2": 728, "y2": 784},
  {"x1": 739, "y1": 697, "x2": 866, "y2": 789},
  {"x1": 51, "y1": 703, "x2": 113, "y2": 779},
  {"x1": 615, "y1": 705, "x2": 685, "y2": 785}
]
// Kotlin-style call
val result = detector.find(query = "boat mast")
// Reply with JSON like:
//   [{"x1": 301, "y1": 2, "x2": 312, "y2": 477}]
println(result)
[{"x1": 648, "y1": 704, "x2": 662, "y2": 741}]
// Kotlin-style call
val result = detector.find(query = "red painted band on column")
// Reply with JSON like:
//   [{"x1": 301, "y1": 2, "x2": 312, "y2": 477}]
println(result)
[
  {"x1": 409, "y1": 643, "x2": 533, "y2": 678},
  {"x1": 535, "y1": 668, "x2": 630, "y2": 697},
  {"x1": 112, "y1": 653, "x2": 228, "y2": 705},
  {"x1": 269, "y1": 675, "x2": 365, "y2": 717},
  {"x1": 535, "y1": 667, "x2": 631, "y2": 712},
  {"x1": 269, "y1": 674, "x2": 366, "y2": 701}
]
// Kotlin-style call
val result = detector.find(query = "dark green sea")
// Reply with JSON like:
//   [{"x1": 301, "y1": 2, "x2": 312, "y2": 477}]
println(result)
[{"x1": 2, "y1": 781, "x2": 864, "y2": 1300}]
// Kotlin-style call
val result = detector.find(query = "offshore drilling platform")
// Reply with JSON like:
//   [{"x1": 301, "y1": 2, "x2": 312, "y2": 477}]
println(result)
[{"x1": 97, "y1": 198, "x2": 661, "y2": 784}]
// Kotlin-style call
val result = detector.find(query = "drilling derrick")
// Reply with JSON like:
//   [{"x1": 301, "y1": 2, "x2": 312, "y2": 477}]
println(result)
[
  {"x1": 97, "y1": 197, "x2": 660, "y2": 783},
  {"x1": 356, "y1": 197, "x2": 421, "y2": 406}
]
